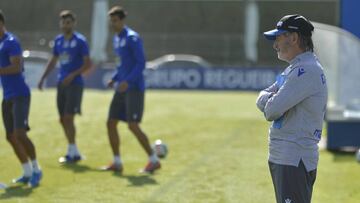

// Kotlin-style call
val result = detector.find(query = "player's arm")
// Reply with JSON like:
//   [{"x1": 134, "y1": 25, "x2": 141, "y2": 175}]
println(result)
[
  {"x1": 39, "y1": 37, "x2": 61, "y2": 90},
  {"x1": 118, "y1": 36, "x2": 145, "y2": 92},
  {"x1": 38, "y1": 55, "x2": 58, "y2": 90},
  {"x1": 107, "y1": 70, "x2": 119, "y2": 88},
  {"x1": 0, "y1": 39, "x2": 24, "y2": 75},
  {"x1": 263, "y1": 68, "x2": 316, "y2": 121},
  {"x1": 125, "y1": 36, "x2": 145, "y2": 82},
  {"x1": 256, "y1": 82, "x2": 278, "y2": 112},
  {"x1": 0, "y1": 55, "x2": 22, "y2": 75}
]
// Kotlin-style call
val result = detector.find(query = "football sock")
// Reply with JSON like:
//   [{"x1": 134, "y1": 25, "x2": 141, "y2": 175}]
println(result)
[
  {"x1": 72, "y1": 144, "x2": 81, "y2": 156},
  {"x1": 31, "y1": 159, "x2": 41, "y2": 173},
  {"x1": 114, "y1": 155, "x2": 122, "y2": 165},
  {"x1": 68, "y1": 144, "x2": 81, "y2": 157},
  {"x1": 149, "y1": 153, "x2": 159, "y2": 163},
  {"x1": 67, "y1": 144, "x2": 73, "y2": 156},
  {"x1": 22, "y1": 162, "x2": 33, "y2": 177}
]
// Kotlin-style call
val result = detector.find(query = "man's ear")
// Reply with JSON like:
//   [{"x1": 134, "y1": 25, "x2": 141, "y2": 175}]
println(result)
[{"x1": 290, "y1": 32, "x2": 299, "y2": 45}]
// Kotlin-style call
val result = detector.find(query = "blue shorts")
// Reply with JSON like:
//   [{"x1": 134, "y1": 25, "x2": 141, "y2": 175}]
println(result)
[
  {"x1": 108, "y1": 91, "x2": 144, "y2": 122},
  {"x1": 57, "y1": 84, "x2": 83, "y2": 116},
  {"x1": 2, "y1": 96, "x2": 30, "y2": 134}
]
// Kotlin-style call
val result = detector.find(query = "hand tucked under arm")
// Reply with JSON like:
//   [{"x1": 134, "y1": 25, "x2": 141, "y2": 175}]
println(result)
[
  {"x1": 256, "y1": 91, "x2": 274, "y2": 112},
  {"x1": 256, "y1": 82, "x2": 278, "y2": 112}
]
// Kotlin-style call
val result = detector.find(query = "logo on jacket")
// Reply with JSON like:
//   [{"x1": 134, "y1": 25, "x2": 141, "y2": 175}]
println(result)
[
  {"x1": 321, "y1": 74, "x2": 326, "y2": 84},
  {"x1": 285, "y1": 199, "x2": 292, "y2": 203},
  {"x1": 297, "y1": 67, "x2": 305, "y2": 76},
  {"x1": 276, "y1": 74, "x2": 286, "y2": 88},
  {"x1": 314, "y1": 129, "x2": 322, "y2": 140},
  {"x1": 0, "y1": 42, "x2": 3, "y2": 50}
]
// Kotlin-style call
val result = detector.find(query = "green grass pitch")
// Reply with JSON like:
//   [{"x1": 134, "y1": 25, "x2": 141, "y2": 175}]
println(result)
[{"x1": 0, "y1": 90, "x2": 359, "y2": 202}]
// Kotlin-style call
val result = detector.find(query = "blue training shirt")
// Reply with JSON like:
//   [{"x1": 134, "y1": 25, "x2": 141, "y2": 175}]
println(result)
[
  {"x1": 0, "y1": 32, "x2": 30, "y2": 100},
  {"x1": 112, "y1": 26, "x2": 146, "y2": 91},
  {"x1": 53, "y1": 32, "x2": 89, "y2": 85}
]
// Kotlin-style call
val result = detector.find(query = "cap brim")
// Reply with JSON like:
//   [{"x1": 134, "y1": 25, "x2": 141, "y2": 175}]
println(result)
[{"x1": 263, "y1": 29, "x2": 287, "y2": 40}]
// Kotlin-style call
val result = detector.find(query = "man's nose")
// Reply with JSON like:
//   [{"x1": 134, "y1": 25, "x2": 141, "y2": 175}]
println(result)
[{"x1": 273, "y1": 41, "x2": 278, "y2": 50}]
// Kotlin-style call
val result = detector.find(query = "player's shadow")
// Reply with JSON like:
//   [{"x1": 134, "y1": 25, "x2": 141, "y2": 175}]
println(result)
[
  {"x1": 60, "y1": 163, "x2": 93, "y2": 173},
  {"x1": 113, "y1": 173, "x2": 158, "y2": 187},
  {"x1": 0, "y1": 185, "x2": 33, "y2": 200}
]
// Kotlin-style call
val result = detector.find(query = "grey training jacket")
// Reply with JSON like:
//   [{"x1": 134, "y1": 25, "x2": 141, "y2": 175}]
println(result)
[{"x1": 256, "y1": 51, "x2": 328, "y2": 171}]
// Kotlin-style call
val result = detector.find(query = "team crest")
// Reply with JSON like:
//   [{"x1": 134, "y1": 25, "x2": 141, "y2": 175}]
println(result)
[
  {"x1": 63, "y1": 41, "x2": 69, "y2": 48},
  {"x1": 59, "y1": 53, "x2": 70, "y2": 64},
  {"x1": 70, "y1": 40, "x2": 77, "y2": 48},
  {"x1": 120, "y1": 38, "x2": 126, "y2": 47}
]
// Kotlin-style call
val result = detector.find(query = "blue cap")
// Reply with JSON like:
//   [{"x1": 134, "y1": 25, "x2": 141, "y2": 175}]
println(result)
[
  {"x1": 264, "y1": 14, "x2": 314, "y2": 41},
  {"x1": 264, "y1": 29, "x2": 288, "y2": 40}
]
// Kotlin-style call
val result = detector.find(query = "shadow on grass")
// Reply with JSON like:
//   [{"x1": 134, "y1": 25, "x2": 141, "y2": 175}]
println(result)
[
  {"x1": 113, "y1": 173, "x2": 158, "y2": 187},
  {"x1": 60, "y1": 163, "x2": 93, "y2": 173},
  {"x1": 329, "y1": 149, "x2": 357, "y2": 162},
  {"x1": 0, "y1": 185, "x2": 33, "y2": 200}
]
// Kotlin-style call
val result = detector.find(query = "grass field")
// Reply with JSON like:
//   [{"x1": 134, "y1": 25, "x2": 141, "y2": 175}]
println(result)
[{"x1": 0, "y1": 90, "x2": 359, "y2": 203}]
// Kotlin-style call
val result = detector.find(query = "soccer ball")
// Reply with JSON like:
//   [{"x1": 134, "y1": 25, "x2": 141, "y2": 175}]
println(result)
[
  {"x1": 356, "y1": 149, "x2": 360, "y2": 162},
  {"x1": 152, "y1": 139, "x2": 168, "y2": 159}
]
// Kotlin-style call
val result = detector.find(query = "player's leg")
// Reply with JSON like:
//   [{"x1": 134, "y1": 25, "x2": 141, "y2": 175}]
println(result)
[
  {"x1": 57, "y1": 84, "x2": 69, "y2": 155},
  {"x1": 6, "y1": 133, "x2": 28, "y2": 163},
  {"x1": 101, "y1": 92, "x2": 124, "y2": 172},
  {"x1": 17, "y1": 134, "x2": 42, "y2": 187},
  {"x1": 14, "y1": 97, "x2": 36, "y2": 160},
  {"x1": 2, "y1": 99, "x2": 33, "y2": 184},
  {"x1": 128, "y1": 122, "x2": 152, "y2": 156},
  {"x1": 13, "y1": 96, "x2": 42, "y2": 187},
  {"x1": 17, "y1": 129, "x2": 36, "y2": 160},
  {"x1": 58, "y1": 85, "x2": 83, "y2": 163},
  {"x1": 6, "y1": 132, "x2": 33, "y2": 184},
  {"x1": 15, "y1": 129, "x2": 42, "y2": 187},
  {"x1": 107, "y1": 119, "x2": 120, "y2": 156},
  {"x1": 126, "y1": 91, "x2": 160, "y2": 173},
  {"x1": 60, "y1": 113, "x2": 81, "y2": 163},
  {"x1": 61, "y1": 114, "x2": 76, "y2": 145}
]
